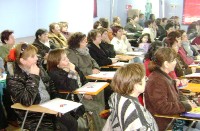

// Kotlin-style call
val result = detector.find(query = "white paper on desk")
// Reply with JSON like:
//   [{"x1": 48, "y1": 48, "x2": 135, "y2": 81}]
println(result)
[
  {"x1": 76, "y1": 82, "x2": 108, "y2": 93},
  {"x1": 189, "y1": 64, "x2": 200, "y2": 67},
  {"x1": 89, "y1": 71, "x2": 115, "y2": 79},
  {"x1": 40, "y1": 98, "x2": 82, "y2": 114},
  {"x1": 184, "y1": 73, "x2": 200, "y2": 77},
  {"x1": 125, "y1": 51, "x2": 144, "y2": 56},
  {"x1": 112, "y1": 62, "x2": 127, "y2": 66}
]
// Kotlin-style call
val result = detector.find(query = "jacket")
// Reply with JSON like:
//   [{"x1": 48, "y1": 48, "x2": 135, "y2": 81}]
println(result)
[
  {"x1": 87, "y1": 42, "x2": 112, "y2": 66},
  {"x1": 99, "y1": 42, "x2": 116, "y2": 58},
  {"x1": 48, "y1": 32, "x2": 67, "y2": 48},
  {"x1": 144, "y1": 68, "x2": 192, "y2": 131},
  {"x1": 178, "y1": 47, "x2": 194, "y2": 65},
  {"x1": 108, "y1": 93, "x2": 158, "y2": 131},
  {"x1": 67, "y1": 48, "x2": 100, "y2": 76},
  {"x1": 6, "y1": 62, "x2": 55, "y2": 130}
]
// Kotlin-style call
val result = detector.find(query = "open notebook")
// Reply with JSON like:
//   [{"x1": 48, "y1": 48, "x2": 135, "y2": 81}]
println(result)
[
  {"x1": 40, "y1": 98, "x2": 82, "y2": 114},
  {"x1": 181, "y1": 107, "x2": 200, "y2": 118},
  {"x1": 184, "y1": 73, "x2": 200, "y2": 78}
]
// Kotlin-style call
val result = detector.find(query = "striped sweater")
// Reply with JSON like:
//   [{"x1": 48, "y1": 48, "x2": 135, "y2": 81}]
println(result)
[{"x1": 108, "y1": 93, "x2": 158, "y2": 131}]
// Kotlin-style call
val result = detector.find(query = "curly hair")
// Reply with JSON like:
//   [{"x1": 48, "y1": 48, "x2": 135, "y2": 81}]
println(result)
[{"x1": 68, "y1": 32, "x2": 86, "y2": 49}]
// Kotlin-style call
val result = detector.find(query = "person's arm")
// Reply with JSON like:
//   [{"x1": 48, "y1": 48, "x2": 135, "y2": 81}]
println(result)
[
  {"x1": 7, "y1": 73, "x2": 40, "y2": 106},
  {"x1": 0, "y1": 57, "x2": 4, "y2": 74},
  {"x1": 145, "y1": 79, "x2": 191, "y2": 115}
]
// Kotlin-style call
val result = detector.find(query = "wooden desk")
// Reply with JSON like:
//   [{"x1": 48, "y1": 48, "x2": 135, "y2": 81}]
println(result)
[
  {"x1": 12, "y1": 103, "x2": 57, "y2": 131},
  {"x1": 183, "y1": 83, "x2": 200, "y2": 93},
  {"x1": 86, "y1": 71, "x2": 115, "y2": 81},
  {"x1": 115, "y1": 55, "x2": 134, "y2": 62},
  {"x1": 101, "y1": 62, "x2": 127, "y2": 69}
]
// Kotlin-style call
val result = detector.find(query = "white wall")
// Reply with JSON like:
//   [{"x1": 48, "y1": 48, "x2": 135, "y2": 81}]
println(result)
[{"x1": 0, "y1": 0, "x2": 94, "y2": 38}]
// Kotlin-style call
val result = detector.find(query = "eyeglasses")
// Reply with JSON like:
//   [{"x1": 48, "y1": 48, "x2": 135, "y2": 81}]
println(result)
[{"x1": 19, "y1": 43, "x2": 28, "y2": 58}]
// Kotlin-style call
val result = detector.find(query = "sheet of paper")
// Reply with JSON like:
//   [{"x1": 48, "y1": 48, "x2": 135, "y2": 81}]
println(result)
[
  {"x1": 125, "y1": 51, "x2": 144, "y2": 56},
  {"x1": 184, "y1": 73, "x2": 200, "y2": 77},
  {"x1": 40, "y1": 98, "x2": 82, "y2": 114},
  {"x1": 75, "y1": 82, "x2": 108, "y2": 93},
  {"x1": 0, "y1": 74, "x2": 7, "y2": 81},
  {"x1": 112, "y1": 62, "x2": 127, "y2": 66},
  {"x1": 88, "y1": 71, "x2": 115, "y2": 79}
]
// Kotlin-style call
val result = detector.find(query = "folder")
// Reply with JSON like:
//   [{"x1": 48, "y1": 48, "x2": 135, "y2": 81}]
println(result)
[{"x1": 181, "y1": 107, "x2": 200, "y2": 118}]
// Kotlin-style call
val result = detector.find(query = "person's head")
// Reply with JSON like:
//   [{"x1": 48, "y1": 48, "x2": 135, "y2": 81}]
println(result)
[
  {"x1": 93, "y1": 21, "x2": 102, "y2": 29},
  {"x1": 47, "y1": 48, "x2": 69, "y2": 71},
  {"x1": 98, "y1": 28, "x2": 108, "y2": 41},
  {"x1": 174, "y1": 16, "x2": 179, "y2": 24},
  {"x1": 149, "y1": 14, "x2": 155, "y2": 20},
  {"x1": 145, "y1": 41, "x2": 164, "y2": 60},
  {"x1": 111, "y1": 63, "x2": 146, "y2": 96},
  {"x1": 49, "y1": 23, "x2": 60, "y2": 35},
  {"x1": 138, "y1": 33, "x2": 151, "y2": 43},
  {"x1": 68, "y1": 32, "x2": 87, "y2": 49},
  {"x1": 149, "y1": 47, "x2": 177, "y2": 73},
  {"x1": 139, "y1": 13, "x2": 144, "y2": 20},
  {"x1": 87, "y1": 29, "x2": 102, "y2": 44},
  {"x1": 111, "y1": 25, "x2": 123, "y2": 38},
  {"x1": 144, "y1": 20, "x2": 153, "y2": 28},
  {"x1": 99, "y1": 18, "x2": 109, "y2": 28},
  {"x1": 161, "y1": 18, "x2": 168, "y2": 26},
  {"x1": 1, "y1": 30, "x2": 15, "y2": 45},
  {"x1": 167, "y1": 31, "x2": 181, "y2": 47},
  {"x1": 35, "y1": 29, "x2": 49, "y2": 43},
  {"x1": 59, "y1": 22, "x2": 68, "y2": 33},
  {"x1": 113, "y1": 16, "x2": 121, "y2": 24},
  {"x1": 177, "y1": 30, "x2": 188, "y2": 41},
  {"x1": 156, "y1": 18, "x2": 161, "y2": 26},
  {"x1": 126, "y1": 17, "x2": 133, "y2": 23},
  {"x1": 15, "y1": 43, "x2": 38, "y2": 67},
  {"x1": 187, "y1": 22, "x2": 198, "y2": 34},
  {"x1": 132, "y1": 15, "x2": 139, "y2": 22},
  {"x1": 165, "y1": 23, "x2": 175, "y2": 34}
]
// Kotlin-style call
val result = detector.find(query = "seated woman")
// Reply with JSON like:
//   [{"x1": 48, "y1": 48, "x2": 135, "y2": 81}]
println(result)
[
  {"x1": 98, "y1": 28, "x2": 116, "y2": 58},
  {"x1": 6, "y1": 43, "x2": 77, "y2": 131},
  {"x1": 47, "y1": 48, "x2": 105, "y2": 131},
  {"x1": 87, "y1": 29, "x2": 117, "y2": 66},
  {"x1": 144, "y1": 47, "x2": 196, "y2": 131},
  {"x1": 111, "y1": 25, "x2": 133, "y2": 54},
  {"x1": 67, "y1": 32, "x2": 100, "y2": 76},
  {"x1": 48, "y1": 22, "x2": 67, "y2": 48},
  {"x1": 106, "y1": 63, "x2": 158, "y2": 130},
  {"x1": 137, "y1": 33, "x2": 151, "y2": 53}
]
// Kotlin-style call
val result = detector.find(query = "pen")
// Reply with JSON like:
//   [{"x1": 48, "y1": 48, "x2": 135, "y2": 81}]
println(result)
[{"x1": 60, "y1": 104, "x2": 67, "y2": 107}]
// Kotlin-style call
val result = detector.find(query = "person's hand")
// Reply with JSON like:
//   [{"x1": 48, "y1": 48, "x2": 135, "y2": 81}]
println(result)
[
  {"x1": 92, "y1": 68, "x2": 100, "y2": 74},
  {"x1": 191, "y1": 67, "x2": 196, "y2": 74},
  {"x1": 111, "y1": 58, "x2": 118, "y2": 64},
  {"x1": 181, "y1": 79, "x2": 189, "y2": 86},
  {"x1": 188, "y1": 100, "x2": 198, "y2": 108},
  {"x1": 29, "y1": 64, "x2": 39, "y2": 75},
  {"x1": 175, "y1": 79, "x2": 181, "y2": 87},
  {"x1": 84, "y1": 95, "x2": 93, "y2": 100},
  {"x1": 44, "y1": 53, "x2": 48, "y2": 60},
  {"x1": 69, "y1": 62, "x2": 76, "y2": 72}
]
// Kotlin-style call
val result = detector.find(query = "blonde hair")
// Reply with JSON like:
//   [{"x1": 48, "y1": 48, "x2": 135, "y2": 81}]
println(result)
[{"x1": 111, "y1": 63, "x2": 145, "y2": 95}]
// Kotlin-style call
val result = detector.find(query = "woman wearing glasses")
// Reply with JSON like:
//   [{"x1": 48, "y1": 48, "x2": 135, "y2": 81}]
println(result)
[{"x1": 6, "y1": 43, "x2": 77, "y2": 131}]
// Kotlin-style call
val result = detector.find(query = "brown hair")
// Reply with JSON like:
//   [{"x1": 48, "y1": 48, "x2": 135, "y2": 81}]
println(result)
[
  {"x1": 87, "y1": 29, "x2": 101, "y2": 43},
  {"x1": 111, "y1": 25, "x2": 123, "y2": 36},
  {"x1": 111, "y1": 63, "x2": 145, "y2": 95},
  {"x1": 49, "y1": 22, "x2": 58, "y2": 33},
  {"x1": 15, "y1": 43, "x2": 38, "y2": 64},
  {"x1": 47, "y1": 48, "x2": 66, "y2": 71},
  {"x1": 1, "y1": 30, "x2": 14, "y2": 44},
  {"x1": 148, "y1": 47, "x2": 177, "y2": 72},
  {"x1": 68, "y1": 32, "x2": 86, "y2": 49},
  {"x1": 98, "y1": 28, "x2": 108, "y2": 35}
]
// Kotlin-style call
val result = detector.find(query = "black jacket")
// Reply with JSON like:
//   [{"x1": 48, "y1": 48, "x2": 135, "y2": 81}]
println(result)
[
  {"x1": 100, "y1": 42, "x2": 116, "y2": 58},
  {"x1": 6, "y1": 62, "x2": 55, "y2": 130},
  {"x1": 88, "y1": 42, "x2": 112, "y2": 66}
]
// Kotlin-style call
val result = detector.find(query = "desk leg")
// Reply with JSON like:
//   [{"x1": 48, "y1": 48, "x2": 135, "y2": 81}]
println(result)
[
  {"x1": 35, "y1": 113, "x2": 45, "y2": 131},
  {"x1": 165, "y1": 118, "x2": 175, "y2": 131},
  {"x1": 21, "y1": 110, "x2": 29, "y2": 131}
]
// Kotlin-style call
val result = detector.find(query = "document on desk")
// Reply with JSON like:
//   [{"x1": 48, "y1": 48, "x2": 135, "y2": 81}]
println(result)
[
  {"x1": 88, "y1": 71, "x2": 115, "y2": 79},
  {"x1": 181, "y1": 107, "x2": 200, "y2": 118},
  {"x1": 125, "y1": 51, "x2": 144, "y2": 56},
  {"x1": 189, "y1": 64, "x2": 200, "y2": 67},
  {"x1": 75, "y1": 82, "x2": 108, "y2": 94},
  {"x1": 40, "y1": 98, "x2": 82, "y2": 114},
  {"x1": 112, "y1": 62, "x2": 128, "y2": 66},
  {"x1": 184, "y1": 73, "x2": 200, "y2": 77}
]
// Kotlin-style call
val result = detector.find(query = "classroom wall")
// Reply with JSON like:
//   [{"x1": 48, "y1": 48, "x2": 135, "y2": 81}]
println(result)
[{"x1": 0, "y1": 0, "x2": 94, "y2": 38}]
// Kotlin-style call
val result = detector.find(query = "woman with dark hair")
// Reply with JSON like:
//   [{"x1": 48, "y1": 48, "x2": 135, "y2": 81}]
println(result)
[
  {"x1": 137, "y1": 33, "x2": 151, "y2": 53},
  {"x1": 47, "y1": 48, "x2": 105, "y2": 131},
  {"x1": 87, "y1": 29, "x2": 117, "y2": 66},
  {"x1": 6, "y1": 43, "x2": 78, "y2": 131},
  {"x1": 67, "y1": 32, "x2": 100, "y2": 76},
  {"x1": 144, "y1": 47, "x2": 195, "y2": 131}
]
